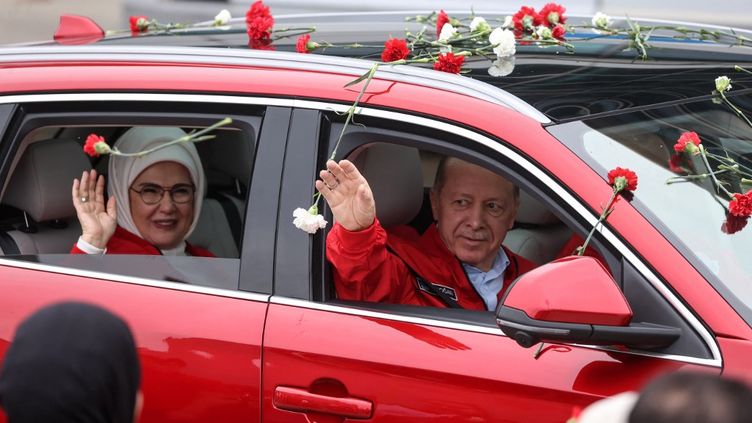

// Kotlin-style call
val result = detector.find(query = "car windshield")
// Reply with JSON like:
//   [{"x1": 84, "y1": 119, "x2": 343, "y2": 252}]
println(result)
[{"x1": 550, "y1": 92, "x2": 752, "y2": 322}]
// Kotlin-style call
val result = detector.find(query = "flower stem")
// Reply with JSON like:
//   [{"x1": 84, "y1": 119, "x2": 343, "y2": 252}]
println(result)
[
  {"x1": 575, "y1": 189, "x2": 619, "y2": 256},
  {"x1": 735, "y1": 65, "x2": 752, "y2": 76},
  {"x1": 328, "y1": 63, "x2": 379, "y2": 162},
  {"x1": 699, "y1": 144, "x2": 734, "y2": 197},
  {"x1": 111, "y1": 117, "x2": 232, "y2": 157},
  {"x1": 720, "y1": 91, "x2": 752, "y2": 129},
  {"x1": 309, "y1": 64, "x2": 379, "y2": 210},
  {"x1": 666, "y1": 169, "x2": 729, "y2": 184}
]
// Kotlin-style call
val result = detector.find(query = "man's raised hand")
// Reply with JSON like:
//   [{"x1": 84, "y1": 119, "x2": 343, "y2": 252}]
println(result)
[{"x1": 315, "y1": 160, "x2": 376, "y2": 231}]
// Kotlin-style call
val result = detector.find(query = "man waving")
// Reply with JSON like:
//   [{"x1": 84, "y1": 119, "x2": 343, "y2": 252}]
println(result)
[{"x1": 316, "y1": 156, "x2": 536, "y2": 311}]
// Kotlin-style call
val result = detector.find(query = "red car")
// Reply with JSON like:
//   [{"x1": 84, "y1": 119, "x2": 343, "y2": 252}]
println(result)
[{"x1": 1, "y1": 10, "x2": 752, "y2": 422}]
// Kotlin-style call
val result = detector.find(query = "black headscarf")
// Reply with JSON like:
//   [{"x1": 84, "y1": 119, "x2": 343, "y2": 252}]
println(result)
[{"x1": 0, "y1": 302, "x2": 141, "y2": 423}]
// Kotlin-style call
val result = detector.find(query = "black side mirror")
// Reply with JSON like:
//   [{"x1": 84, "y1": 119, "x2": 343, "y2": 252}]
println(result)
[{"x1": 496, "y1": 256, "x2": 680, "y2": 350}]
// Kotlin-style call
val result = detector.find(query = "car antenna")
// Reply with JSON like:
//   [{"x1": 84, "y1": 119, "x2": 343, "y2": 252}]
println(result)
[{"x1": 53, "y1": 14, "x2": 105, "y2": 45}]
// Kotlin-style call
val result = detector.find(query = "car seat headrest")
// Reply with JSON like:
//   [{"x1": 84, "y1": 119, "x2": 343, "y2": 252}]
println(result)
[
  {"x1": 352, "y1": 143, "x2": 424, "y2": 228},
  {"x1": 515, "y1": 190, "x2": 560, "y2": 225},
  {"x1": 3, "y1": 139, "x2": 92, "y2": 222},
  {"x1": 198, "y1": 129, "x2": 252, "y2": 190}
]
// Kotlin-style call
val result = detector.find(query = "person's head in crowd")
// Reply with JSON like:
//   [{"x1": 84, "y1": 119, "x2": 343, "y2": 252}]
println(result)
[
  {"x1": 628, "y1": 371, "x2": 752, "y2": 423},
  {"x1": 0, "y1": 302, "x2": 142, "y2": 423},
  {"x1": 430, "y1": 157, "x2": 520, "y2": 271},
  {"x1": 575, "y1": 391, "x2": 638, "y2": 423},
  {"x1": 110, "y1": 126, "x2": 205, "y2": 250}
]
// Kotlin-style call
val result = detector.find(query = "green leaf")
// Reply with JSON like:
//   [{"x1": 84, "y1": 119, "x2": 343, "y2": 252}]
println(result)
[{"x1": 344, "y1": 71, "x2": 371, "y2": 88}]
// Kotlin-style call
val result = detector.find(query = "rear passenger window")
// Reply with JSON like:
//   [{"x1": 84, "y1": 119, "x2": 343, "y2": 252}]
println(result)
[{"x1": 0, "y1": 102, "x2": 262, "y2": 292}]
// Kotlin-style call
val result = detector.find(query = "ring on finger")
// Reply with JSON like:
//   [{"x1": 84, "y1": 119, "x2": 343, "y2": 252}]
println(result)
[{"x1": 326, "y1": 181, "x2": 339, "y2": 190}]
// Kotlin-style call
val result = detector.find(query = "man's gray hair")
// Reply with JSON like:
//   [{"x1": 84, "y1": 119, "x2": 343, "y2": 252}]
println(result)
[{"x1": 432, "y1": 156, "x2": 520, "y2": 199}]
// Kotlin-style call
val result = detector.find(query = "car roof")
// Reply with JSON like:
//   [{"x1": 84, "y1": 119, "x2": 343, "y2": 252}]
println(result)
[{"x1": 8, "y1": 11, "x2": 752, "y2": 122}]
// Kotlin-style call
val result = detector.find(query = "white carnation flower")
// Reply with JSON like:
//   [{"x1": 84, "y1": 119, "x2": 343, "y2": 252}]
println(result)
[
  {"x1": 489, "y1": 28, "x2": 516, "y2": 59},
  {"x1": 536, "y1": 25, "x2": 553, "y2": 40},
  {"x1": 214, "y1": 9, "x2": 232, "y2": 26},
  {"x1": 293, "y1": 207, "x2": 328, "y2": 234},
  {"x1": 438, "y1": 23, "x2": 457, "y2": 42},
  {"x1": 502, "y1": 16, "x2": 513, "y2": 29},
  {"x1": 715, "y1": 76, "x2": 732, "y2": 92},
  {"x1": 470, "y1": 17, "x2": 490, "y2": 32},
  {"x1": 592, "y1": 12, "x2": 611, "y2": 29},
  {"x1": 488, "y1": 57, "x2": 515, "y2": 77}
]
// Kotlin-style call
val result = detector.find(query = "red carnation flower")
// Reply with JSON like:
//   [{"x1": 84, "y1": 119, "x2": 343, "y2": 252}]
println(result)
[
  {"x1": 83, "y1": 134, "x2": 109, "y2": 157},
  {"x1": 552, "y1": 24, "x2": 566, "y2": 40},
  {"x1": 722, "y1": 215, "x2": 748, "y2": 234},
  {"x1": 433, "y1": 52, "x2": 464, "y2": 74},
  {"x1": 512, "y1": 6, "x2": 541, "y2": 32},
  {"x1": 668, "y1": 154, "x2": 685, "y2": 174},
  {"x1": 674, "y1": 131, "x2": 701, "y2": 154},
  {"x1": 538, "y1": 3, "x2": 567, "y2": 27},
  {"x1": 129, "y1": 15, "x2": 149, "y2": 33},
  {"x1": 296, "y1": 34, "x2": 311, "y2": 53},
  {"x1": 436, "y1": 10, "x2": 450, "y2": 37},
  {"x1": 381, "y1": 38, "x2": 410, "y2": 62},
  {"x1": 607, "y1": 167, "x2": 638, "y2": 192},
  {"x1": 249, "y1": 38, "x2": 275, "y2": 50},
  {"x1": 246, "y1": 0, "x2": 274, "y2": 42},
  {"x1": 729, "y1": 191, "x2": 752, "y2": 217}
]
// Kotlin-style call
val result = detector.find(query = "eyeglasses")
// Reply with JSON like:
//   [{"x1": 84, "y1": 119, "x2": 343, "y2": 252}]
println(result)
[{"x1": 130, "y1": 183, "x2": 195, "y2": 205}]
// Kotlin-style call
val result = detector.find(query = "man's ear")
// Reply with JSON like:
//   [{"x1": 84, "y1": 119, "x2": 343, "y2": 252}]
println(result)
[{"x1": 429, "y1": 188, "x2": 439, "y2": 221}]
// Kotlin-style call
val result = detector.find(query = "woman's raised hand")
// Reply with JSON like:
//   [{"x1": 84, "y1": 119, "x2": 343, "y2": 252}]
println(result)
[
  {"x1": 315, "y1": 160, "x2": 376, "y2": 232},
  {"x1": 72, "y1": 170, "x2": 117, "y2": 249}
]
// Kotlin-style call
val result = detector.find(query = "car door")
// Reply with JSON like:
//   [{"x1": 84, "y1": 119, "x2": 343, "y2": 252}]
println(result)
[
  {"x1": 0, "y1": 96, "x2": 291, "y2": 422},
  {"x1": 261, "y1": 101, "x2": 721, "y2": 422}
]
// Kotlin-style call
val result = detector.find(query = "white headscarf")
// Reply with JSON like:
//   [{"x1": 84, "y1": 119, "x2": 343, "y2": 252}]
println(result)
[{"x1": 108, "y1": 127, "x2": 205, "y2": 254}]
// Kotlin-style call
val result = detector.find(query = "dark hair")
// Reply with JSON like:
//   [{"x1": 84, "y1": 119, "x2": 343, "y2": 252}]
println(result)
[
  {"x1": 0, "y1": 302, "x2": 141, "y2": 423},
  {"x1": 629, "y1": 372, "x2": 752, "y2": 423},
  {"x1": 432, "y1": 156, "x2": 519, "y2": 199}
]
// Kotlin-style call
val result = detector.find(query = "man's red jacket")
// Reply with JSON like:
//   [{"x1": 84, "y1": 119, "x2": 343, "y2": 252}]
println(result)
[
  {"x1": 327, "y1": 219, "x2": 537, "y2": 310},
  {"x1": 71, "y1": 226, "x2": 214, "y2": 256}
]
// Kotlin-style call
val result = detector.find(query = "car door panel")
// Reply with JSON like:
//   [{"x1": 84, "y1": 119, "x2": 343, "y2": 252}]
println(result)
[
  {"x1": 261, "y1": 302, "x2": 713, "y2": 422},
  {"x1": 0, "y1": 263, "x2": 266, "y2": 422}
]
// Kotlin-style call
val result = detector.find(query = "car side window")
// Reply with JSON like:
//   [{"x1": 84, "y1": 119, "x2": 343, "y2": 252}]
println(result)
[{"x1": 0, "y1": 105, "x2": 262, "y2": 292}]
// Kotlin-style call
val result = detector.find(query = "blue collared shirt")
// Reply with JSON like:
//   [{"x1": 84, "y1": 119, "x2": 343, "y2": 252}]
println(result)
[{"x1": 462, "y1": 248, "x2": 510, "y2": 311}]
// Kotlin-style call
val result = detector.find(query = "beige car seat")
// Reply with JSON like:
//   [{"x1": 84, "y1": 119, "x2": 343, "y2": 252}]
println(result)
[
  {"x1": 504, "y1": 190, "x2": 572, "y2": 265},
  {"x1": 0, "y1": 139, "x2": 90, "y2": 254},
  {"x1": 350, "y1": 142, "x2": 424, "y2": 228}
]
